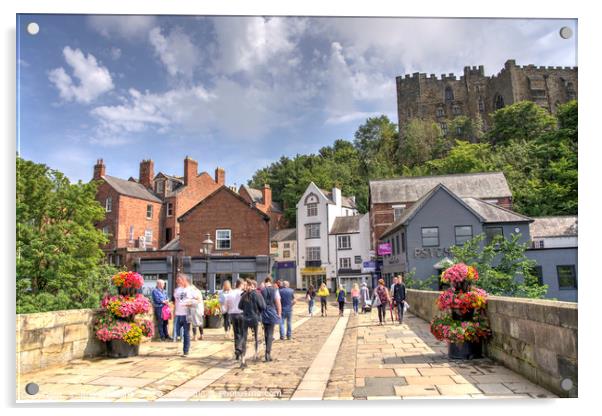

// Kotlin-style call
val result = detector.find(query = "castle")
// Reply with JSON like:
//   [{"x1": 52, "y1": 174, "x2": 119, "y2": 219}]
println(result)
[{"x1": 396, "y1": 59, "x2": 577, "y2": 136}]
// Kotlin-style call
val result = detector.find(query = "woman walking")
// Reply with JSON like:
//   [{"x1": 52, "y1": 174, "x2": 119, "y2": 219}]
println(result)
[
  {"x1": 360, "y1": 282, "x2": 370, "y2": 313},
  {"x1": 350, "y1": 283, "x2": 360, "y2": 315},
  {"x1": 373, "y1": 279, "x2": 391, "y2": 325},
  {"x1": 336, "y1": 286, "x2": 346, "y2": 317},
  {"x1": 189, "y1": 284, "x2": 204, "y2": 341},
  {"x1": 317, "y1": 283, "x2": 330, "y2": 317},
  {"x1": 305, "y1": 285, "x2": 316, "y2": 316},
  {"x1": 238, "y1": 279, "x2": 266, "y2": 367},
  {"x1": 219, "y1": 280, "x2": 232, "y2": 339},
  {"x1": 260, "y1": 276, "x2": 282, "y2": 362}
]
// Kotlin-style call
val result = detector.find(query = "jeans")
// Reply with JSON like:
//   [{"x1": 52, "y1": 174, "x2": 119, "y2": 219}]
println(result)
[
  {"x1": 172, "y1": 317, "x2": 183, "y2": 340},
  {"x1": 320, "y1": 297, "x2": 328, "y2": 315},
  {"x1": 240, "y1": 320, "x2": 259, "y2": 358},
  {"x1": 338, "y1": 301, "x2": 345, "y2": 314},
  {"x1": 223, "y1": 312, "x2": 231, "y2": 333},
  {"x1": 377, "y1": 303, "x2": 388, "y2": 323},
  {"x1": 352, "y1": 297, "x2": 359, "y2": 314},
  {"x1": 263, "y1": 323, "x2": 275, "y2": 355},
  {"x1": 174, "y1": 315, "x2": 190, "y2": 354},
  {"x1": 308, "y1": 299, "x2": 314, "y2": 314},
  {"x1": 279, "y1": 309, "x2": 292, "y2": 339},
  {"x1": 230, "y1": 313, "x2": 244, "y2": 356},
  {"x1": 153, "y1": 306, "x2": 169, "y2": 340},
  {"x1": 395, "y1": 301, "x2": 405, "y2": 324}
]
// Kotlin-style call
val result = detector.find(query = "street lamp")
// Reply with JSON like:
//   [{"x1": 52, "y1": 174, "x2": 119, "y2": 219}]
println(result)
[{"x1": 201, "y1": 233, "x2": 214, "y2": 293}]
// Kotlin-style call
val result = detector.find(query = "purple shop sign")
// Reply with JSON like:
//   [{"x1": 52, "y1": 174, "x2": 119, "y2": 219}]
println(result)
[{"x1": 377, "y1": 243, "x2": 392, "y2": 256}]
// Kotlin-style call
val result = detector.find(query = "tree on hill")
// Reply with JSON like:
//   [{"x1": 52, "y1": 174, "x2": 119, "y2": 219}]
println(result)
[{"x1": 487, "y1": 100, "x2": 556, "y2": 144}]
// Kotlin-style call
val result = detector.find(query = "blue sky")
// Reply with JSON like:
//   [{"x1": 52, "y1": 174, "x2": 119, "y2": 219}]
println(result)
[{"x1": 17, "y1": 15, "x2": 577, "y2": 188}]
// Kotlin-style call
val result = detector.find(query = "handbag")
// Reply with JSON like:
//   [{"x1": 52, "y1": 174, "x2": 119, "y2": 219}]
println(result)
[
  {"x1": 372, "y1": 293, "x2": 381, "y2": 307},
  {"x1": 403, "y1": 301, "x2": 410, "y2": 312},
  {"x1": 161, "y1": 304, "x2": 172, "y2": 320}
]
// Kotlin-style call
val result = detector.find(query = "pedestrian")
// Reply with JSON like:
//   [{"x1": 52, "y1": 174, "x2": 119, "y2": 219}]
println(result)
[
  {"x1": 390, "y1": 276, "x2": 399, "y2": 321},
  {"x1": 219, "y1": 280, "x2": 232, "y2": 339},
  {"x1": 305, "y1": 285, "x2": 316, "y2": 316},
  {"x1": 260, "y1": 276, "x2": 282, "y2": 362},
  {"x1": 279, "y1": 281, "x2": 296, "y2": 340},
  {"x1": 151, "y1": 279, "x2": 169, "y2": 341},
  {"x1": 360, "y1": 282, "x2": 370, "y2": 313},
  {"x1": 350, "y1": 283, "x2": 360, "y2": 315},
  {"x1": 336, "y1": 286, "x2": 346, "y2": 317},
  {"x1": 226, "y1": 279, "x2": 245, "y2": 361},
  {"x1": 317, "y1": 282, "x2": 330, "y2": 317},
  {"x1": 373, "y1": 279, "x2": 391, "y2": 325},
  {"x1": 392, "y1": 275, "x2": 407, "y2": 325},
  {"x1": 173, "y1": 274, "x2": 195, "y2": 356},
  {"x1": 189, "y1": 284, "x2": 204, "y2": 340},
  {"x1": 238, "y1": 279, "x2": 266, "y2": 368}
]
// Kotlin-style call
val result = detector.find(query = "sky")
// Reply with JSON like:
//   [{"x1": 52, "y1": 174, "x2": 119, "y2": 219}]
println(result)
[{"x1": 16, "y1": 15, "x2": 577, "y2": 188}]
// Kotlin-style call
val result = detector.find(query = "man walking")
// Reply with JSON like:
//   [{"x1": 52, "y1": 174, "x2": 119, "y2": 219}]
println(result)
[
  {"x1": 151, "y1": 279, "x2": 169, "y2": 341},
  {"x1": 279, "y1": 281, "x2": 295, "y2": 340},
  {"x1": 260, "y1": 276, "x2": 282, "y2": 362},
  {"x1": 393, "y1": 275, "x2": 407, "y2": 325},
  {"x1": 238, "y1": 279, "x2": 266, "y2": 368},
  {"x1": 226, "y1": 279, "x2": 245, "y2": 361},
  {"x1": 390, "y1": 276, "x2": 399, "y2": 321},
  {"x1": 173, "y1": 274, "x2": 195, "y2": 356}
]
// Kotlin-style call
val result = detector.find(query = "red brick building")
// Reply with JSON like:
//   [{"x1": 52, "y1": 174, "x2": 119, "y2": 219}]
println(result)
[{"x1": 238, "y1": 184, "x2": 288, "y2": 231}]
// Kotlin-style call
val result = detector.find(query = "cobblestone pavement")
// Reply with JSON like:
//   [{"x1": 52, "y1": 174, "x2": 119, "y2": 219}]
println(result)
[{"x1": 17, "y1": 298, "x2": 557, "y2": 401}]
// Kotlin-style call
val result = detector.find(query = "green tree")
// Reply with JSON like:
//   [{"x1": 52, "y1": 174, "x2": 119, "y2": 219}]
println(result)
[
  {"x1": 448, "y1": 114, "x2": 484, "y2": 142},
  {"x1": 353, "y1": 115, "x2": 401, "y2": 179},
  {"x1": 487, "y1": 101, "x2": 556, "y2": 144},
  {"x1": 400, "y1": 118, "x2": 449, "y2": 167},
  {"x1": 450, "y1": 233, "x2": 548, "y2": 298},
  {"x1": 17, "y1": 157, "x2": 116, "y2": 313}
]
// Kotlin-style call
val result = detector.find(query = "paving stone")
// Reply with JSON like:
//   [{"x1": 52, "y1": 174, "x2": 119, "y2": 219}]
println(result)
[
  {"x1": 406, "y1": 376, "x2": 456, "y2": 385},
  {"x1": 437, "y1": 383, "x2": 482, "y2": 395},
  {"x1": 476, "y1": 383, "x2": 515, "y2": 395},
  {"x1": 352, "y1": 376, "x2": 407, "y2": 398},
  {"x1": 394, "y1": 384, "x2": 440, "y2": 397}
]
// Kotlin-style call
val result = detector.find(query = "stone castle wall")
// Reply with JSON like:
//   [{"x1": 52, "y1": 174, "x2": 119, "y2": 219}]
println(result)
[{"x1": 405, "y1": 289, "x2": 578, "y2": 397}]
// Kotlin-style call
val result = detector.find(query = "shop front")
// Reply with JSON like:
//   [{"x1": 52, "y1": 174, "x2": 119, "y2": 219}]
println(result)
[{"x1": 300, "y1": 266, "x2": 327, "y2": 290}]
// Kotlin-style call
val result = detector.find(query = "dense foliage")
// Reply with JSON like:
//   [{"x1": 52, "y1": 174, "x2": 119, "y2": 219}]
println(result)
[
  {"x1": 249, "y1": 100, "x2": 577, "y2": 223},
  {"x1": 16, "y1": 157, "x2": 116, "y2": 313}
]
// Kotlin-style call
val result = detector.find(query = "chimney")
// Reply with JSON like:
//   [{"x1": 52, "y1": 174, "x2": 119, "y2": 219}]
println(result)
[
  {"x1": 215, "y1": 167, "x2": 225, "y2": 186},
  {"x1": 93, "y1": 159, "x2": 106, "y2": 180},
  {"x1": 332, "y1": 186, "x2": 342, "y2": 206},
  {"x1": 184, "y1": 156, "x2": 198, "y2": 186},
  {"x1": 262, "y1": 184, "x2": 272, "y2": 210},
  {"x1": 139, "y1": 159, "x2": 154, "y2": 189}
]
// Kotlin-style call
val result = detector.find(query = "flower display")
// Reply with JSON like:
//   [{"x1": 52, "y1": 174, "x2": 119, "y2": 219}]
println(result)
[
  {"x1": 204, "y1": 296, "x2": 222, "y2": 316},
  {"x1": 430, "y1": 315, "x2": 491, "y2": 344},
  {"x1": 111, "y1": 271, "x2": 144, "y2": 289},
  {"x1": 440, "y1": 263, "x2": 479, "y2": 285},
  {"x1": 101, "y1": 294, "x2": 151, "y2": 318},
  {"x1": 436, "y1": 287, "x2": 488, "y2": 314},
  {"x1": 95, "y1": 316, "x2": 154, "y2": 345}
]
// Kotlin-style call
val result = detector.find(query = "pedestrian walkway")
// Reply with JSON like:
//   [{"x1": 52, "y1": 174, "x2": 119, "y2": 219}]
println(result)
[{"x1": 17, "y1": 296, "x2": 556, "y2": 401}]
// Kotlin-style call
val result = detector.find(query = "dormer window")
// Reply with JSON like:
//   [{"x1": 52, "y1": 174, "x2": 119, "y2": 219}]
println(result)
[
  {"x1": 156, "y1": 180, "x2": 164, "y2": 194},
  {"x1": 307, "y1": 203, "x2": 318, "y2": 217}
]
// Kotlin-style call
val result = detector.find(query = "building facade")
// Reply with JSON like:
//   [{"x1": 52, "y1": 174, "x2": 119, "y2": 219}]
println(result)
[
  {"x1": 369, "y1": 172, "x2": 513, "y2": 250},
  {"x1": 239, "y1": 184, "x2": 288, "y2": 231},
  {"x1": 396, "y1": 59, "x2": 577, "y2": 137},
  {"x1": 270, "y1": 228, "x2": 297, "y2": 287}
]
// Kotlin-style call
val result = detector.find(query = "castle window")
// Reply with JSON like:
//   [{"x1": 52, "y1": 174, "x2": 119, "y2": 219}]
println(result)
[
  {"x1": 406, "y1": 108, "x2": 412, "y2": 118},
  {"x1": 440, "y1": 123, "x2": 448, "y2": 136},
  {"x1": 565, "y1": 82, "x2": 576, "y2": 100},
  {"x1": 445, "y1": 86, "x2": 454, "y2": 102},
  {"x1": 452, "y1": 105, "x2": 461, "y2": 115},
  {"x1": 478, "y1": 97, "x2": 485, "y2": 112},
  {"x1": 456, "y1": 126, "x2": 463, "y2": 135},
  {"x1": 494, "y1": 94, "x2": 505, "y2": 110},
  {"x1": 436, "y1": 107, "x2": 445, "y2": 117}
]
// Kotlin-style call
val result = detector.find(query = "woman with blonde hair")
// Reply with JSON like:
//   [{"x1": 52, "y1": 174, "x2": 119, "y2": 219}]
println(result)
[
  {"x1": 350, "y1": 283, "x2": 360, "y2": 316},
  {"x1": 316, "y1": 282, "x2": 330, "y2": 317}
]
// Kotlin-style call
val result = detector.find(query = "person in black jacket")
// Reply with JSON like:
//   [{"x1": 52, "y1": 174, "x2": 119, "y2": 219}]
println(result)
[
  {"x1": 392, "y1": 275, "x2": 407, "y2": 325},
  {"x1": 238, "y1": 279, "x2": 266, "y2": 368}
]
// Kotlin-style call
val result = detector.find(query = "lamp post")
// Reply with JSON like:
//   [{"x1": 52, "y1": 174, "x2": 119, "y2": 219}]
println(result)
[{"x1": 201, "y1": 233, "x2": 214, "y2": 294}]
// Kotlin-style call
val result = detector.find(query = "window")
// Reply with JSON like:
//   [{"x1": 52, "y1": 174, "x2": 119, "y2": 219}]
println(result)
[
  {"x1": 105, "y1": 197, "x2": 112, "y2": 213},
  {"x1": 283, "y1": 242, "x2": 290, "y2": 249},
  {"x1": 355, "y1": 256, "x2": 362, "y2": 264},
  {"x1": 494, "y1": 94, "x2": 505, "y2": 110},
  {"x1": 146, "y1": 204, "x2": 153, "y2": 219},
  {"x1": 166, "y1": 202, "x2": 174, "y2": 217},
  {"x1": 305, "y1": 223, "x2": 320, "y2": 239},
  {"x1": 156, "y1": 180, "x2": 164, "y2": 194},
  {"x1": 306, "y1": 246, "x2": 321, "y2": 261},
  {"x1": 478, "y1": 97, "x2": 485, "y2": 112},
  {"x1": 401, "y1": 232, "x2": 406, "y2": 253},
  {"x1": 436, "y1": 107, "x2": 445, "y2": 117},
  {"x1": 529, "y1": 265, "x2": 544, "y2": 286},
  {"x1": 165, "y1": 180, "x2": 172, "y2": 192},
  {"x1": 440, "y1": 123, "x2": 448, "y2": 136},
  {"x1": 392, "y1": 205, "x2": 406, "y2": 221},
  {"x1": 102, "y1": 225, "x2": 110, "y2": 236},
  {"x1": 144, "y1": 229, "x2": 153, "y2": 245},
  {"x1": 307, "y1": 203, "x2": 318, "y2": 217},
  {"x1": 339, "y1": 257, "x2": 351, "y2": 269},
  {"x1": 391, "y1": 236, "x2": 396, "y2": 255},
  {"x1": 421, "y1": 227, "x2": 439, "y2": 247},
  {"x1": 445, "y1": 86, "x2": 454, "y2": 101},
  {"x1": 455, "y1": 225, "x2": 473, "y2": 245},
  {"x1": 484, "y1": 226, "x2": 504, "y2": 245},
  {"x1": 216, "y1": 229, "x2": 231, "y2": 250},
  {"x1": 283, "y1": 250, "x2": 291, "y2": 258},
  {"x1": 557, "y1": 265, "x2": 577, "y2": 289},
  {"x1": 338, "y1": 235, "x2": 351, "y2": 250},
  {"x1": 456, "y1": 126, "x2": 463, "y2": 135},
  {"x1": 452, "y1": 105, "x2": 461, "y2": 115},
  {"x1": 395, "y1": 235, "x2": 401, "y2": 255},
  {"x1": 128, "y1": 225, "x2": 134, "y2": 242},
  {"x1": 406, "y1": 108, "x2": 412, "y2": 118}
]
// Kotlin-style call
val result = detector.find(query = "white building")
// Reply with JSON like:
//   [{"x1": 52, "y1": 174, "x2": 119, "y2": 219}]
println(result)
[
  {"x1": 270, "y1": 228, "x2": 297, "y2": 287},
  {"x1": 296, "y1": 182, "x2": 372, "y2": 291}
]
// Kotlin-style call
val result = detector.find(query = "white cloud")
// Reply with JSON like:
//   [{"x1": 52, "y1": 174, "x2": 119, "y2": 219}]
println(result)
[
  {"x1": 149, "y1": 27, "x2": 200, "y2": 79},
  {"x1": 110, "y1": 47, "x2": 122, "y2": 60},
  {"x1": 48, "y1": 46, "x2": 114, "y2": 104},
  {"x1": 87, "y1": 15, "x2": 157, "y2": 40}
]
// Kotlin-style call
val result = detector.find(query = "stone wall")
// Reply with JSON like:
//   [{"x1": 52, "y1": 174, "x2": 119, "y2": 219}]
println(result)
[
  {"x1": 405, "y1": 289, "x2": 578, "y2": 397},
  {"x1": 17, "y1": 309, "x2": 106, "y2": 374}
]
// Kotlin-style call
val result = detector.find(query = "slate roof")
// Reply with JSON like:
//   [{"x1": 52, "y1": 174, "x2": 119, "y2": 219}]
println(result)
[
  {"x1": 102, "y1": 175, "x2": 162, "y2": 203},
  {"x1": 530, "y1": 216, "x2": 578, "y2": 238},
  {"x1": 369, "y1": 172, "x2": 512, "y2": 204},
  {"x1": 320, "y1": 189, "x2": 357, "y2": 209},
  {"x1": 329, "y1": 215, "x2": 362, "y2": 234},
  {"x1": 241, "y1": 185, "x2": 283, "y2": 213},
  {"x1": 161, "y1": 236, "x2": 181, "y2": 250},
  {"x1": 270, "y1": 228, "x2": 297, "y2": 242}
]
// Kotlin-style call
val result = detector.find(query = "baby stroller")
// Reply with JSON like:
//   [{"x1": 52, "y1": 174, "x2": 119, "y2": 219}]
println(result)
[{"x1": 363, "y1": 299, "x2": 372, "y2": 313}]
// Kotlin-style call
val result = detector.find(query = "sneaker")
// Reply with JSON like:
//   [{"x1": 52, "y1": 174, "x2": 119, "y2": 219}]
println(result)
[
  {"x1": 280, "y1": 337, "x2": 285, "y2": 341},
  {"x1": 182, "y1": 352, "x2": 189, "y2": 356}
]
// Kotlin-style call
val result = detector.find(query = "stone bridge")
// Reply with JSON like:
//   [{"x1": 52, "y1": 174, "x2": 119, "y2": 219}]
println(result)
[{"x1": 16, "y1": 290, "x2": 577, "y2": 401}]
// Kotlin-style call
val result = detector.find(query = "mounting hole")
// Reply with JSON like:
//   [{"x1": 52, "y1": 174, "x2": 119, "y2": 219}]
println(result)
[
  {"x1": 25, "y1": 382, "x2": 39, "y2": 395},
  {"x1": 561, "y1": 378, "x2": 574, "y2": 391},
  {"x1": 26, "y1": 22, "x2": 40, "y2": 35},
  {"x1": 559, "y1": 26, "x2": 573, "y2": 40}
]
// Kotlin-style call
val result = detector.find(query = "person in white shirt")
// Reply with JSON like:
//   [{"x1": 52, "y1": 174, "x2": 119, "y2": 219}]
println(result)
[
  {"x1": 226, "y1": 279, "x2": 246, "y2": 360},
  {"x1": 173, "y1": 274, "x2": 195, "y2": 356}
]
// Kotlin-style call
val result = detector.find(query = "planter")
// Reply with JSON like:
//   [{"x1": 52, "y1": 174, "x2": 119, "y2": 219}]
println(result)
[
  {"x1": 451, "y1": 309, "x2": 474, "y2": 321},
  {"x1": 206, "y1": 315, "x2": 223, "y2": 329},
  {"x1": 448, "y1": 341, "x2": 483, "y2": 360},
  {"x1": 106, "y1": 339, "x2": 140, "y2": 358},
  {"x1": 118, "y1": 287, "x2": 138, "y2": 297}
]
